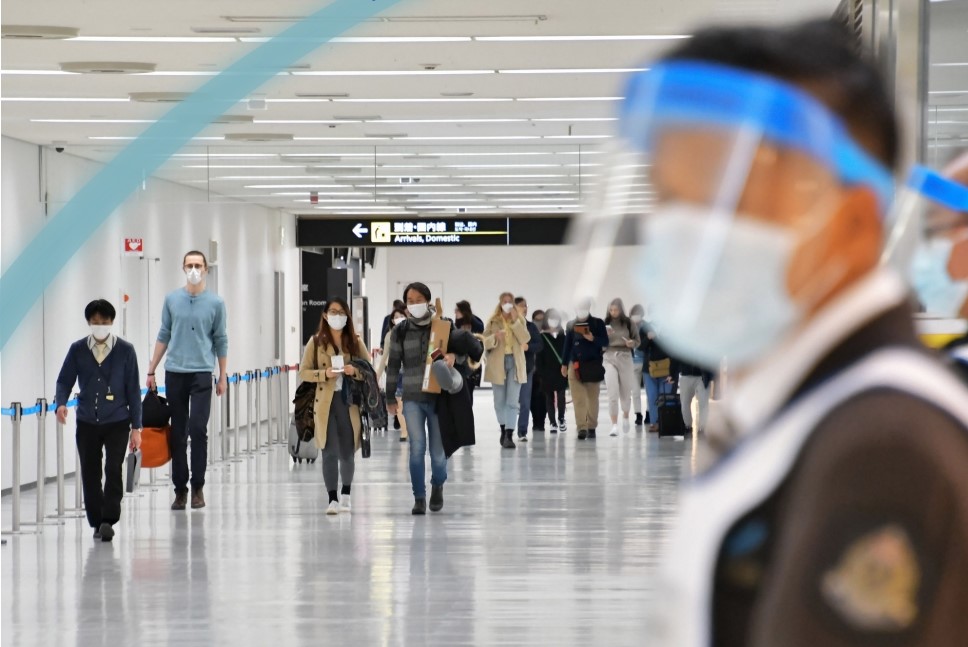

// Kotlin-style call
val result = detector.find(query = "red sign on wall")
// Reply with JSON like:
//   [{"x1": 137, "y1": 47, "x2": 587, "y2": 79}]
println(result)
[{"x1": 123, "y1": 238, "x2": 143, "y2": 255}]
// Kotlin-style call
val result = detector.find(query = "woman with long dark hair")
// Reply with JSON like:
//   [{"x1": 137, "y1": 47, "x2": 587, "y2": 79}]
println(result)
[
  {"x1": 298, "y1": 297, "x2": 370, "y2": 515},
  {"x1": 454, "y1": 300, "x2": 485, "y2": 399},
  {"x1": 603, "y1": 298, "x2": 640, "y2": 436}
]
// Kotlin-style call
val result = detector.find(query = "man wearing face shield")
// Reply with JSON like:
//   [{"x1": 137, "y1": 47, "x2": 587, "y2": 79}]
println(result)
[
  {"x1": 888, "y1": 154, "x2": 968, "y2": 382},
  {"x1": 620, "y1": 21, "x2": 968, "y2": 647}
]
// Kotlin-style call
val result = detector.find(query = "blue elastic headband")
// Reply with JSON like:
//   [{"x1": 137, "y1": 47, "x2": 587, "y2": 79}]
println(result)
[
  {"x1": 906, "y1": 165, "x2": 968, "y2": 212},
  {"x1": 620, "y1": 61, "x2": 896, "y2": 212}
]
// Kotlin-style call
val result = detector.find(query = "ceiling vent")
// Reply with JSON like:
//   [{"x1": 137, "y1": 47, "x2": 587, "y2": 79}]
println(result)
[
  {"x1": 212, "y1": 115, "x2": 255, "y2": 124},
  {"x1": 2, "y1": 25, "x2": 79, "y2": 39},
  {"x1": 224, "y1": 132, "x2": 294, "y2": 142},
  {"x1": 295, "y1": 92, "x2": 349, "y2": 99},
  {"x1": 191, "y1": 26, "x2": 261, "y2": 34},
  {"x1": 334, "y1": 115, "x2": 381, "y2": 121},
  {"x1": 441, "y1": 92, "x2": 474, "y2": 97},
  {"x1": 61, "y1": 61, "x2": 156, "y2": 74},
  {"x1": 129, "y1": 92, "x2": 190, "y2": 103},
  {"x1": 366, "y1": 133, "x2": 407, "y2": 139},
  {"x1": 222, "y1": 14, "x2": 547, "y2": 24},
  {"x1": 279, "y1": 155, "x2": 342, "y2": 164}
]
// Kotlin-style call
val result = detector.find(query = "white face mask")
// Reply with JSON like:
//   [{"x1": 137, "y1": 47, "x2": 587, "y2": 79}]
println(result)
[
  {"x1": 408, "y1": 303, "x2": 429, "y2": 319},
  {"x1": 637, "y1": 204, "x2": 802, "y2": 368},
  {"x1": 90, "y1": 325, "x2": 112, "y2": 341},
  {"x1": 393, "y1": 317, "x2": 406, "y2": 326},
  {"x1": 186, "y1": 268, "x2": 203, "y2": 286},
  {"x1": 631, "y1": 315, "x2": 643, "y2": 324},
  {"x1": 327, "y1": 314, "x2": 347, "y2": 331},
  {"x1": 547, "y1": 318, "x2": 560, "y2": 329},
  {"x1": 501, "y1": 302, "x2": 515, "y2": 314},
  {"x1": 911, "y1": 237, "x2": 968, "y2": 317},
  {"x1": 575, "y1": 309, "x2": 590, "y2": 320}
]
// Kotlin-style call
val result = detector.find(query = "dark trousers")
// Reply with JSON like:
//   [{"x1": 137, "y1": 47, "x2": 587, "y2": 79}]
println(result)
[
  {"x1": 531, "y1": 374, "x2": 547, "y2": 429},
  {"x1": 166, "y1": 371, "x2": 212, "y2": 493},
  {"x1": 517, "y1": 370, "x2": 535, "y2": 436},
  {"x1": 541, "y1": 382, "x2": 567, "y2": 425},
  {"x1": 76, "y1": 420, "x2": 130, "y2": 529}
]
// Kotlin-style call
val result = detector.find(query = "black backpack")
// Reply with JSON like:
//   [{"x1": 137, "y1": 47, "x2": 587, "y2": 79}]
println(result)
[{"x1": 292, "y1": 338, "x2": 317, "y2": 442}]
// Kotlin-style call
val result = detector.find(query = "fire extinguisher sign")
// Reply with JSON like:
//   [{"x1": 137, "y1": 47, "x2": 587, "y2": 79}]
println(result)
[{"x1": 123, "y1": 238, "x2": 144, "y2": 256}]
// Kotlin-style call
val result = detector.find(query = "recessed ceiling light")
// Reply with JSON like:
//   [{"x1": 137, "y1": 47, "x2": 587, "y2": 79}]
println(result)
[
  {"x1": 60, "y1": 61, "x2": 156, "y2": 74},
  {"x1": 191, "y1": 26, "x2": 261, "y2": 34},
  {"x1": 129, "y1": 92, "x2": 190, "y2": 103},
  {"x1": 294, "y1": 92, "x2": 350, "y2": 99},
  {"x1": 476, "y1": 34, "x2": 689, "y2": 42},
  {"x1": 224, "y1": 133, "x2": 294, "y2": 142},
  {"x1": 2, "y1": 25, "x2": 79, "y2": 39}
]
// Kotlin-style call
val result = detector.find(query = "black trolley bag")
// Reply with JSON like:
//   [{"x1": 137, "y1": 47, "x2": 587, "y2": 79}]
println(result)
[{"x1": 657, "y1": 383, "x2": 688, "y2": 438}]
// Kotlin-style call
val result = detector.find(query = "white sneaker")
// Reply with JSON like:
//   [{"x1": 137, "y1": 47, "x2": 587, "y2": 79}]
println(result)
[
  {"x1": 622, "y1": 419, "x2": 631, "y2": 432},
  {"x1": 559, "y1": 421, "x2": 567, "y2": 433},
  {"x1": 609, "y1": 424, "x2": 619, "y2": 437},
  {"x1": 326, "y1": 501, "x2": 339, "y2": 515},
  {"x1": 340, "y1": 495, "x2": 352, "y2": 512}
]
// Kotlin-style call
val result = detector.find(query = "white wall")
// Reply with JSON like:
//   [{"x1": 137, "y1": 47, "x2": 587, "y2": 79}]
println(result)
[
  {"x1": 364, "y1": 243, "x2": 644, "y2": 346},
  {"x1": 1, "y1": 136, "x2": 302, "y2": 492}
]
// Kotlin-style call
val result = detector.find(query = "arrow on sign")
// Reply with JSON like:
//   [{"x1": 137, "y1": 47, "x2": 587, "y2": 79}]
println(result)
[{"x1": 352, "y1": 223, "x2": 369, "y2": 239}]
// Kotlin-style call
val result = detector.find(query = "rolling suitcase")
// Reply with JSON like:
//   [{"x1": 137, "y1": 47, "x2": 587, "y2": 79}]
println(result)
[
  {"x1": 289, "y1": 417, "x2": 319, "y2": 464},
  {"x1": 657, "y1": 391, "x2": 688, "y2": 438}
]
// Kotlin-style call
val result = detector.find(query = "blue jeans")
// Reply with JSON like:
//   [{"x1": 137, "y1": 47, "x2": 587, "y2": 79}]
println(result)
[
  {"x1": 644, "y1": 375, "x2": 672, "y2": 424},
  {"x1": 403, "y1": 400, "x2": 447, "y2": 499},
  {"x1": 493, "y1": 354, "x2": 522, "y2": 430},
  {"x1": 516, "y1": 369, "x2": 535, "y2": 436}
]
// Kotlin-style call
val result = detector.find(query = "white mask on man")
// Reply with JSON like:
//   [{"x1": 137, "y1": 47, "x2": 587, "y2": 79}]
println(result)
[
  {"x1": 186, "y1": 268, "x2": 203, "y2": 286},
  {"x1": 90, "y1": 325, "x2": 112, "y2": 341}
]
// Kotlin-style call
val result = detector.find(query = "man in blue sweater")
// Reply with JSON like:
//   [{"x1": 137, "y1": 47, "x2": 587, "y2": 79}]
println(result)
[
  {"x1": 55, "y1": 299, "x2": 143, "y2": 542},
  {"x1": 146, "y1": 251, "x2": 228, "y2": 511}
]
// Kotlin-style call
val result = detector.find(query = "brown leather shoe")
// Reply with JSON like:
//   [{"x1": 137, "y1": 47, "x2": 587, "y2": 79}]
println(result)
[
  {"x1": 191, "y1": 487, "x2": 206, "y2": 509},
  {"x1": 171, "y1": 491, "x2": 188, "y2": 511}
]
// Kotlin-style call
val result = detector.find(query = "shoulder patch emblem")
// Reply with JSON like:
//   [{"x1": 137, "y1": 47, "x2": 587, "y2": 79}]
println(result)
[{"x1": 821, "y1": 525, "x2": 921, "y2": 632}]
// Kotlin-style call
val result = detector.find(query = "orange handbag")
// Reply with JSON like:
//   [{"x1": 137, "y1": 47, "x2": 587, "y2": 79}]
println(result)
[{"x1": 141, "y1": 426, "x2": 171, "y2": 468}]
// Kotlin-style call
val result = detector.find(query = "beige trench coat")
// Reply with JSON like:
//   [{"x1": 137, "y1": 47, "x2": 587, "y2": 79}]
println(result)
[
  {"x1": 298, "y1": 336, "x2": 369, "y2": 452},
  {"x1": 483, "y1": 315, "x2": 531, "y2": 385}
]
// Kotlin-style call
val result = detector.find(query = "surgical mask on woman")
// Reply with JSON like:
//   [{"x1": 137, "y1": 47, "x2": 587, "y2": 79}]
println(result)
[
  {"x1": 327, "y1": 314, "x2": 347, "y2": 331},
  {"x1": 501, "y1": 302, "x2": 515, "y2": 314}
]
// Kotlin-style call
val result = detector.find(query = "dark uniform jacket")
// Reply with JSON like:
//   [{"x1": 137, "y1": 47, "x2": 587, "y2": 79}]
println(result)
[{"x1": 655, "y1": 271, "x2": 968, "y2": 646}]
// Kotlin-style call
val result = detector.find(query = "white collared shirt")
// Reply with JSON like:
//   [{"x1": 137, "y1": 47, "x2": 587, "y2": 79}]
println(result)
[
  {"x1": 87, "y1": 333, "x2": 116, "y2": 364},
  {"x1": 724, "y1": 269, "x2": 910, "y2": 436}
]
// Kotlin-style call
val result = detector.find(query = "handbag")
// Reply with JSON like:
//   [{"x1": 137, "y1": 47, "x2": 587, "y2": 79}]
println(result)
[
  {"x1": 141, "y1": 426, "x2": 171, "y2": 468},
  {"x1": 293, "y1": 337, "x2": 318, "y2": 442},
  {"x1": 649, "y1": 358, "x2": 671, "y2": 379},
  {"x1": 576, "y1": 356, "x2": 606, "y2": 383},
  {"x1": 141, "y1": 388, "x2": 171, "y2": 428},
  {"x1": 125, "y1": 450, "x2": 142, "y2": 493},
  {"x1": 360, "y1": 412, "x2": 372, "y2": 459}
]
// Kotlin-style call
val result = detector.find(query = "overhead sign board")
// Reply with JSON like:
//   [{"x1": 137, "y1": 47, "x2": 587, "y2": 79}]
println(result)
[{"x1": 296, "y1": 216, "x2": 571, "y2": 247}]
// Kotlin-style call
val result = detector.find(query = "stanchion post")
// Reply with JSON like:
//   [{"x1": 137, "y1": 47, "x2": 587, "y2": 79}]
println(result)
[
  {"x1": 220, "y1": 377, "x2": 229, "y2": 462},
  {"x1": 254, "y1": 369, "x2": 263, "y2": 451},
  {"x1": 2, "y1": 403, "x2": 37, "y2": 535},
  {"x1": 54, "y1": 406, "x2": 86, "y2": 518},
  {"x1": 24, "y1": 399, "x2": 63, "y2": 528},
  {"x1": 231, "y1": 373, "x2": 242, "y2": 462},
  {"x1": 246, "y1": 371, "x2": 255, "y2": 456}
]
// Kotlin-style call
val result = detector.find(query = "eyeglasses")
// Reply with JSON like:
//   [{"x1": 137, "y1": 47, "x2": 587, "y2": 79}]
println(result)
[
  {"x1": 326, "y1": 310, "x2": 347, "y2": 317},
  {"x1": 184, "y1": 264, "x2": 205, "y2": 270}
]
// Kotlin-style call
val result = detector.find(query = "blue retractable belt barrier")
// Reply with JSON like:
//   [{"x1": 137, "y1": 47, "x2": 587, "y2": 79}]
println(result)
[
  {"x1": 228, "y1": 375, "x2": 238, "y2": 384},
  {"x1": 1, "y1": 407, "x2": 15, "y2": 417}
]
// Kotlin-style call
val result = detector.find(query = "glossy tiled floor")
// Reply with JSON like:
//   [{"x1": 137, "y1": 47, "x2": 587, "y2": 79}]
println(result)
[{"x1": 2, "y1": 392, "x2": 695, "y2": 647}]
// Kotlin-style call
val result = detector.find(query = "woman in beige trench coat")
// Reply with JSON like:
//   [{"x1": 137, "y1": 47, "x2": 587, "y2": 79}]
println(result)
[
  {"x1": 482, "y1": 292, "x2": 532, "y2": 449},
  {"x1": 299, "y1": 297, "x2": 370, "y2": 515}
]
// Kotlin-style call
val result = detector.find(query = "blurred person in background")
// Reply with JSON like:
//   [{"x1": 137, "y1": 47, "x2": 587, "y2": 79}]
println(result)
[
  {"x1": 483, "y1": 292, "x2": 532, "y2": 449},
  {"x1": 529, "y1": 309, "x2": 549, "y2": 431},
  {"x1": 629, "y1": 304, "x2": 648, "y2": 427},
  {"x1": 536, "y1": 309, "x2": 569, "y2": 433},
  {"x1": 561, "y1": 298, "x2": 608, "y2": 440},
  {"x1": 454, "y1": 300, "x2": 485, "y2": 400},
  {"x1": 611, "y1": 20, "x2": 968, "y2": 646},
  {"x1": 376, "y1": 306, "x2": 409, "y2": 442},
  {"x1": 514, "y1": 296, "x2": 544, "y2": 442},
  {"x1": 603, "y1": 298, "x2": 640, "y2": 436}
]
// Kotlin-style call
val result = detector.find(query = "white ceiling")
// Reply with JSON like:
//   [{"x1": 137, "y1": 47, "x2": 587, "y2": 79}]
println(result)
[{"x1": 6, "y1": 0, "x2": 959, "y2": 217}]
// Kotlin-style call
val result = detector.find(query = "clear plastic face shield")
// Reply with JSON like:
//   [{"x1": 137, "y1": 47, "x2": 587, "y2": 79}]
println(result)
[
  {"x1": 560, "y1": 61, "x2": 895, "y2": 369},
  {"x1": 884, "y1": 165, "x2": 968, "y2": 318}
]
